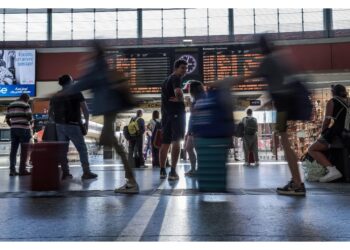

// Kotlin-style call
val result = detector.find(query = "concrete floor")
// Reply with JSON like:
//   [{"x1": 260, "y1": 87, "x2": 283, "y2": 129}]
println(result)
[{"x1": 0, "y1": 159, "x2": 350, "y2": 241}]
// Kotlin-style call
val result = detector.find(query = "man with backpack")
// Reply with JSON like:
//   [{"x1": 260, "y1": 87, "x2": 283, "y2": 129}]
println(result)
[
  {"x1": 127, "y1": 110, "x2": 147, "y2": 168},
  {"x1": 242, "y1": 109, "x2": 259, "y2": 167}
]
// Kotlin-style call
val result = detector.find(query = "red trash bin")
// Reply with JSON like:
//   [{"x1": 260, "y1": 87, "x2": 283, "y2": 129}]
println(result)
[{"x1": 30, "y1": 142, "x2": 68, "y2": 191}]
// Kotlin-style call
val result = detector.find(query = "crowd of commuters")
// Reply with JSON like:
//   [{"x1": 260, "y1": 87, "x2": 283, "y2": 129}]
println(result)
[{"x1": 5, "y1": 36, "x2": 350, "y2": 197}]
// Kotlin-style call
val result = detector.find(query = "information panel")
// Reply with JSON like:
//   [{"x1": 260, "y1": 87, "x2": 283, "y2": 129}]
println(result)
[{"x1": 0, "y1": 50, "x2": 36, "y2": 97}]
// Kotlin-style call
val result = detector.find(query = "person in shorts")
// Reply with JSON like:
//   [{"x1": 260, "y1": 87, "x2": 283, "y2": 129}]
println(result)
[
  {"x1": 308, "y1": 84, "x2": 349, "y2": 182},
  {"x1": 159, "y1": 59, "x2": 187, "y2": 180}
]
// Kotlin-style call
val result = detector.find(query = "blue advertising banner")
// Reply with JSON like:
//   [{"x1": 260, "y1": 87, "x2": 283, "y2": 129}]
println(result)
[{"x1": 0, "y1": 50, "x2": 36, "y2": 97}]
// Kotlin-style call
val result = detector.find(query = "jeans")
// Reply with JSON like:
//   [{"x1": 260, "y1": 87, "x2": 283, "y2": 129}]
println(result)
[
  {"x1": 243, "y1": 134, "x2": 259, "y2": 163},
  {"x1": 128, "y1": 136, "x2": 145, "y2": 168},
  {"x1": 10, "y1": 128, "x2": 32, "y2": 172},
  {"x1": 56, "y1": 123, "x2": 90, "y2": 174}
]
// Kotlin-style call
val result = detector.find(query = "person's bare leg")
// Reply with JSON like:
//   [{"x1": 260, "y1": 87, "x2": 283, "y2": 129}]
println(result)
[
  {"x1": 280, "y1": 132, "x2": 302, "y2": 187},
  {"x1": 171, "y1": 141, "x2": 180, "y2": 171},
  {"x1": 308, "y1": 141, "x2": 332, "y2": 167},
  {"x1": 159, "y1": 144, "x2": 170, "y2": 169}
]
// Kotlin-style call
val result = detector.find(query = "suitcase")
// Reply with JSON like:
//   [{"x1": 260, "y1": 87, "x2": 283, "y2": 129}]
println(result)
[{"x1": 30, "y1": 142, "x2": 68, "y2": 191}]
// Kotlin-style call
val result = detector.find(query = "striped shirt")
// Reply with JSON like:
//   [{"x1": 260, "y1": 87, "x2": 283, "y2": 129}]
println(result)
[{"x1": 6, "y1": 100, "x2": 32, "y2": 129}]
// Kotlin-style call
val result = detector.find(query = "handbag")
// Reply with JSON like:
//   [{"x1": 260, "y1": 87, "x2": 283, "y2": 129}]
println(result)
[{"x1": 153, "y1": 129, "x2": 163, "y2": 149}]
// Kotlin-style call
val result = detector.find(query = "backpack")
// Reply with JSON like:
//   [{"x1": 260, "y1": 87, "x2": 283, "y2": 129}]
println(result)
[
  {"x1": 123, "y1": 125, "x2": 131, "y2": 140},
  {"x1": 244, "y1": 116, "x2": 258, "y2": 135},
  {"x1": 235, "y1": 122, "x2": 245, "y2": 138},
  {"x1": 152, "y1": 120, "x2": 163, "y2": 149},
  {"x1": 127, "y1": 117, "x2": 141, "y2": 137}
]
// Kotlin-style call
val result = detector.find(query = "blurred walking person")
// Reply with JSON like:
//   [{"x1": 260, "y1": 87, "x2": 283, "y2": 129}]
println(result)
[
  {"x1": 213, "y1": 35, "x2": 311, "y2": 196},
  {"x1": 58, "y1": 42, "x2": 138, "y2": 194},
  {"x1": 184, "y1": 80, "x2": 206, "y2": 177},
  {"x1": 6, "y1": 93, "x2": 32, "y2": 176}
]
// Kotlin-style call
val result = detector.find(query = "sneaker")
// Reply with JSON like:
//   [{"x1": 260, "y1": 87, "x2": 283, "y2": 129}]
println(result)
[
  {"x1": 276, "y1": 180, "x2": 306, "y2": 196},
  {"x1": 168, "y1": 170, "x2": 179, "y2": 181},
  {"x1": 185, "y1": 169, "x2": 197, "y2": 177},
  {"x1": 160, "y1": 168, "x2": 167, "y2": 179},
  {"x1": 139, "y1": 165, "x2": 149, "y2": 169},
  {"x1": 9, "y1": 171, "x2": 19, "y2": 177},
  {"x1": 18, "y1": 170, "x2": 31, "y2": 176},
  {"x1": 62, "y1": 173, "x2": 73, "y2": 180},
  {"x1": 243, "y1": 162, "x2": 250, "y2": 167},
  {"x1": 114, "y1": 183, "x2": 139, "y2": 194},
  {"x1": 319, "y1": 166, "x2": 343, "y2": 183},
  {"x1": 255, "y1": 162, "x2": 260, "y2": 167},
  {"x1": 81, "y1": 172, "x2": 98, "y2": 180}
]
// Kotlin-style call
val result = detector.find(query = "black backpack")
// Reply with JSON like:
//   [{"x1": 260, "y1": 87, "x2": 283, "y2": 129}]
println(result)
[
  {"x1": 244, "y1": 117, "x2": 258, "y2": 135},
  {"x1": 123, "y1": 125, "x2": 131, "y2": 141}
]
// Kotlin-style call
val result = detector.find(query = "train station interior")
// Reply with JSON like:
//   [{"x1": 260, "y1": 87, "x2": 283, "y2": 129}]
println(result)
[{"x1": 0, "y1": 4, "x2": 350, "y2": 245}]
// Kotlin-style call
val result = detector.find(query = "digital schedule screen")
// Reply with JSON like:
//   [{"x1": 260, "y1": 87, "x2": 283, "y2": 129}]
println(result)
[
  {"x1": 106, "y1": 45, "x2": 268, "y2": 94},
  {"x1": 203, "y1": 46, "x2": 268, "y2": 91},
  {"x1": 107, "y1": 50, "x2": 170, "y2": 89}
]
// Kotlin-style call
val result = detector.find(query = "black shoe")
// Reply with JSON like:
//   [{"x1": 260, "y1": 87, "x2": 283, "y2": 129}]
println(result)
[
  {"x1": 276, "y1": 180, "x2": 306, "y2": 196},
  {"x1": 9, "y1": 171, "x2": 19, "y2": 177},
  {"x1": 62, "y1": 173, "x2": 73, "y2": 180},
  {"x1": 81, "y1": 172, "x2": 98, "y2": 180},
  {"x1": 168, "y1": 170, "x2": 179, "y2": 181},
  {"x1": 18, "y1": 170, "x2": 31, "y2": 176},
  {"x1": 160, "y1": 168, "x2": 167, "y2": 179}
]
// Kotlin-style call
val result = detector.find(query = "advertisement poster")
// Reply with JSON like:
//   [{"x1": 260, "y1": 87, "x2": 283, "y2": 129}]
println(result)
[{"x1": 0, "y1": 49, "x2": 36, "y2": 97}]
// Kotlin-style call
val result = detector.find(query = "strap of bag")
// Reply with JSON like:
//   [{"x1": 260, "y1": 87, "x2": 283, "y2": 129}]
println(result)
[{"x1": 333, "y1": 96, "x2": 350, "y2": 130}]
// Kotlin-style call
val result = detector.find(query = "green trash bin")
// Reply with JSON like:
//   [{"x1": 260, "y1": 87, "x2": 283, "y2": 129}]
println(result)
[{"x1": 195, "y1": 137, "x2": 230, "y2": 192}]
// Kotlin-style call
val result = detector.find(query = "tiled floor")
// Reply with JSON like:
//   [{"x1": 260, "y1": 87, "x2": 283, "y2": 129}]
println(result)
[{"x1": 0, "y1": 158, "x2": 350, "y2": 241}]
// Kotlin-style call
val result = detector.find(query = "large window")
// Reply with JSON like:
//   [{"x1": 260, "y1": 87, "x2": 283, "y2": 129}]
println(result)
[
  {"x1": 0, "y1": 12, "x2": 4, "y2": 41},
  {"x1": 278, "y1": 9, "x2": 303, "y2": 32},
  {"x1": 234, "y1": 9, "x2": 254, "y2": 34},
  {"x1": 142, "y1": 10, "x2": 162, "y2": 38},
  {"x1": 208, "y1": 9, "x2": 228, "y2": 36},
  {"x1": 185, "y1": 8, "x2": 208, "y2": 36},
  {"x1": 95, "y1": 11, "x2": 117, "y2": 39},
  {"x1": 255, "y1": 9, "x2": 278, "y2": 33},
  {"x1": 0, "y1": 8, "x2": 343, "y2": 42},
  {"x1": 163, "y1": 9, "x2": 184, "y2": 37},
  {"x1": 117, "y1": 10, "x2": 137, "y2": 38},
  {"x1": 4, "y1": 13, "x2": 27, "y2": 41},
  {"x1": 332, "y1": 9, "x2": 350, "y2": 30},
  {"x1": 52, "y1": 12, "x2": 72, "y2": 40},
  {"x1": 73, "y1": 12, "x2": 94, "y2": 40},
  {"x1": 27, "y1": 13, "x2": 47, "y2": 40},
  {"x1": 303, "y1": 9, "x2": 323, "y2": 31}
]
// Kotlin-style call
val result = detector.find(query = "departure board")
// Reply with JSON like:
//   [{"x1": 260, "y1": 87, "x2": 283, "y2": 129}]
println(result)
[
  {"x1": 203, "y1": 47, "x2": 268, "y2": 91},
  {"x1": 107, "y1": 51, "x2": 170, "y2": 87}
]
